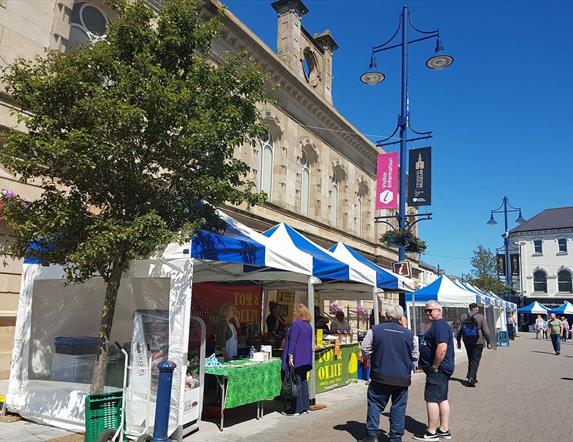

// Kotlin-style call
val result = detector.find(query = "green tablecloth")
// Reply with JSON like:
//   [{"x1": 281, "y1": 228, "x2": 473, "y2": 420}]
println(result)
[{"x1": 205, "y1": 358, "x2": 282, "y2": 409}]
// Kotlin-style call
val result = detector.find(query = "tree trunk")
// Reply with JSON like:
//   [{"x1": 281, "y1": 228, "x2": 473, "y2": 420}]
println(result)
[{"x1": 90, "y1": 264, "x2": 124, "y2": 393}]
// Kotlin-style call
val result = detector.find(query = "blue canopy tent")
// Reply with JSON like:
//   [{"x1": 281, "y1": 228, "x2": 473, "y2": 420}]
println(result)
[
  {"x1": 517, "y1": 301, "x2": 548, "y2": 315},
  {"x1": 406, "y1": 275, "x2": 476, "y2": 335},
  {"x1": 547, "y1": 301, "x2": 573, "y2": 315},
  {"x1": 329, "y1": 242, "x2": 415, "y2": 292},
  {"x1": 7, "y1": 209, "x2": 316, "y2": 436}
]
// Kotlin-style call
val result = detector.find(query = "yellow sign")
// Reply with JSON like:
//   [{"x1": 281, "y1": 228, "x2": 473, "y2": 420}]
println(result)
[{"x1": 316, "y1": 329, "x2": 323, "y2": 347}]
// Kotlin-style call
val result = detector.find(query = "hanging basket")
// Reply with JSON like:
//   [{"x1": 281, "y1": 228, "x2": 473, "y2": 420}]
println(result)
[{"x1": 380, "y1": 229, "x2": 427, "y2": 254}]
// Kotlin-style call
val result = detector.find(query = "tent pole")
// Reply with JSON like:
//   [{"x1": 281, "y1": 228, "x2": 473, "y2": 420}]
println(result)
[
  {"x1": 411, "y1": 290, "x2": 417, "y2": 336},
  {"x1": 373, "y1": 287, "x2": 380, "y2": 325},
  {"x1": 308, "y1": 277, "x2": 316, "y2": 403}
]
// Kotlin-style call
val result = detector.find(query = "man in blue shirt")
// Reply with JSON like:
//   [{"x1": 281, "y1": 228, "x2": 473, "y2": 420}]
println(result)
[
  {"x1": 413, "y1": 301, "x2": 454, "y2": 441},
  {"x1": 361, "y1": 304, "x2": 415, "y2": 442}
]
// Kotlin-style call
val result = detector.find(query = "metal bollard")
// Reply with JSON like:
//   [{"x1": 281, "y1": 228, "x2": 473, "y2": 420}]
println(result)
[{"x1": 151, "y1": 360, "x2": 176, "y2": 442}]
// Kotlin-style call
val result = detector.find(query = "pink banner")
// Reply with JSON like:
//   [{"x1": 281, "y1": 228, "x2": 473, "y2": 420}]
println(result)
[{"x1": 376, "y1": 152, "x2": 398, "y2": 210}]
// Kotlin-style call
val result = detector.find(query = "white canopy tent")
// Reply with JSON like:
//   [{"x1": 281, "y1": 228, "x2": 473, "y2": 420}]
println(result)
[{"x1": 5, "y1": 211, "x2": 314, "y2": 437}]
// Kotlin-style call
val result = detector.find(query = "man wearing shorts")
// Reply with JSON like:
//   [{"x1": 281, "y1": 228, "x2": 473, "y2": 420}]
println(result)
[{"x1": 413, "y1": 301, "x2": 454, "y2": 441}]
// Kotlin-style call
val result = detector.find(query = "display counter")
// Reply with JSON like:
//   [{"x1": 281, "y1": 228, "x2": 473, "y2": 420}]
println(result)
[{"x1": 314, "y1": 342, "x2": 359, "y2": 394}]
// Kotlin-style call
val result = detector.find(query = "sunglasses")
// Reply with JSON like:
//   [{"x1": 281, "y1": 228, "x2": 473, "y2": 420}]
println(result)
[{"x1": 424, "y1": 308, "x2": 436, "y2": 313}]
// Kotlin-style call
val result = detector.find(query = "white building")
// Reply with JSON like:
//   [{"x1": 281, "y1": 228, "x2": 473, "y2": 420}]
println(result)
[
  {"x1": 509, "y1": 206, "x2": 573, "y2": 306},
  {"x1": 418, "y1": 260, "x2": 441, "y2": 288}
]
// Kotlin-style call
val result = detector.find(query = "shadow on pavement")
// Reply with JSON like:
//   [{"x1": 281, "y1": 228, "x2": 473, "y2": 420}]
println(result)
[
  {"x1": 333, "y1": 415, "x2": 425, "y2": 442},
  {"x1": 449, "y1": 377, "x2": 470, "y2": 387},
  {"x1": 201, "y1": 399, "x2": 284, "y2": 430},
  {"x1": 530, "y1": 350, "x2": 557, "y2": 355},
  {"x1": 333, "y1": 420, "x2": 367, "y2": 440},
  {"x1": 561, "y1": 377, "x2": 573, "y2": 381},
  {"x1": 381, "y1": 413, "x2": 426, "y2": 435}
]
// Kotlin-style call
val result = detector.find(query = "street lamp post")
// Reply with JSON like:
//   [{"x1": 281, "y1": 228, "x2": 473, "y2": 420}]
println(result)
[
  {"x1": 361, "y1": 6, "x2": 453, "y2": 327},
  {"x1": 361, "y1": 5, "x2": 453, "y2": 263},
  {"x1": 487, "y1": 196, "x2": 526, "y2": 289}
]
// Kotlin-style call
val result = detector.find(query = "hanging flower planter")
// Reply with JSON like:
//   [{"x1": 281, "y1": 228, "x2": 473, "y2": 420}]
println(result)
[{"x1": 380, "y1": 228, "x2": 427, "y2": 254}]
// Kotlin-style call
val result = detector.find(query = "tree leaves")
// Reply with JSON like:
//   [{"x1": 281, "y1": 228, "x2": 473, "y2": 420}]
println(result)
[{"x1": 0, "y1": 0, "x2": 267, "y2": 282}]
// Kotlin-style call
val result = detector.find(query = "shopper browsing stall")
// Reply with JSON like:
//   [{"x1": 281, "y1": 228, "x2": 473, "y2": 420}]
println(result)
[{"x1": 282, "y1": 304, "x2": 313, "y2": 415}]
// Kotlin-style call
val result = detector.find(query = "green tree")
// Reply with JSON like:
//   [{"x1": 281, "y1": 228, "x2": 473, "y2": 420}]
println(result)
[
  {"x1": 0, "y1": 0, "x2": 267, "y2": 392},
  {"x1": 466, "y1": 245, "x2": 511, "y2": 294}
]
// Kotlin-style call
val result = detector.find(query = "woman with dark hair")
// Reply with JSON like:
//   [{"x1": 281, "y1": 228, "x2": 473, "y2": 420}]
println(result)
[{"x1": 282, "y1": 303, "x2": 313, "y2": 415}]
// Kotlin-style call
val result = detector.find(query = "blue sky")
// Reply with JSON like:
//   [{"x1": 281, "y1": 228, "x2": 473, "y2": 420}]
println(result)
[{"x1": 222, "y1": 0, "x2": 573, "y2": 276}]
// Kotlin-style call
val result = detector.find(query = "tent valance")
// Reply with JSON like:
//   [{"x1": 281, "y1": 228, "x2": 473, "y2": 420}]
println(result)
[{"x1": 329, "y1": 242, "x2": 415, "y2": 292}]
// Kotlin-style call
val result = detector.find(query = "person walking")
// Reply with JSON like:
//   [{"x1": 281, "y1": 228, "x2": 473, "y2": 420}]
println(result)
[
  {"x1": 543, "y1": 317, "x2": 550, "y2": 340},
  {"x1": 507, "y1": 314, "x2": 515, "y2": 340},
  {"x1": 413, "y1": 301, "x2": 454, "y2": 441},
  {"x1": 361, "y1": 304, "x2": 415, "y2": 442},
  {"x1": 534, "y1": 315, "x2": 544, "y2": 340},
  {"x1": 547, "y1": 313, "x2": 563, "y2": 355},
  {"x1": 456, "y1": 303, "x2": 491, "y2": 387},
  {"x1": 282, "y1": 303, "x2": 313, "y2": 415},
  {"x1": 561, "y1": 316, "x2": 569, "y2": 344}
]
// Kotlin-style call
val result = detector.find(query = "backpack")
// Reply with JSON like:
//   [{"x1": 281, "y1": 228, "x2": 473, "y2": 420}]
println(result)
[{"x1": 461, "y1": 314, "x2": 479, "y2": 342}]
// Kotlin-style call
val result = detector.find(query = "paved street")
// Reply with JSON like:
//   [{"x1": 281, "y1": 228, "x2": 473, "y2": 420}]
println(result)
[
  {"x1": 1, "y1": 333, "x2": 572, "y2": 441},
  {"x1": 190, "y1": 333, "x2": 573, "y2": 441}
]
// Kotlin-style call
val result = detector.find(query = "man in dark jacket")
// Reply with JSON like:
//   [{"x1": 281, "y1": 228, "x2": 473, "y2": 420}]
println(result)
[
  {"x1": 361, "y1": 304, "x2": 414, "y2": 442},
  {"x1": 456, "y1": 303, "x2": 490, "y2": 387}
]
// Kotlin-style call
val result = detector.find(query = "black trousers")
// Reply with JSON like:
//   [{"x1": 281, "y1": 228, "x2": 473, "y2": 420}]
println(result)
[
  {"x1": 465, "y1": 344, "x2": 484, "y2": 381},
  {"x1": 285, "y1": 365, "x2": 311, "y2": 414}
]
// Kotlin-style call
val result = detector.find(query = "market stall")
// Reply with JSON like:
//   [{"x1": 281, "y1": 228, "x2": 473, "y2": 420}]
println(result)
[
  {"x1": 517, "y1": 301, "x2": 548, "y2": 332},
  {"x1": 406, "y1": 275, "x2": 476, "y2": 336},
  {"x1": 6, "y1": 210, "x2": 312, "y2": 439}
]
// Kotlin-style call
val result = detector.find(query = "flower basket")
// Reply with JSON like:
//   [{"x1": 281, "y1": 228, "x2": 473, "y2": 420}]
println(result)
[{"x1": 380, "y1": 229, "x2": 427, "y2": 254}]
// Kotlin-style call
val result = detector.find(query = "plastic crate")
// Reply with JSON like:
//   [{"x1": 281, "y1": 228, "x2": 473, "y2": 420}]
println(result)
[{"x1": 84, "y1": 391, "x2": 125, "y2": 442}]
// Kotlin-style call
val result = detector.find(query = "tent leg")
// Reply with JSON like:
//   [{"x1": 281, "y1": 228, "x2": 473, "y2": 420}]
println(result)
[
  {"x1": 308, "y1": 277, "x2": 316, "y2": 403},
  {"x1": 373, "y1": 287, "x2": 380, "y2": 325}
]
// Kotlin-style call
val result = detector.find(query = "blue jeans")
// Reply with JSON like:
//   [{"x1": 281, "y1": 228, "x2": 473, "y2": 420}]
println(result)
[
  {"x1": 366, "y1": 381, "x2": 408, "y2": 441},
  {"x1": 551, "y1": 334, "x2": 561, "y2": 353}
]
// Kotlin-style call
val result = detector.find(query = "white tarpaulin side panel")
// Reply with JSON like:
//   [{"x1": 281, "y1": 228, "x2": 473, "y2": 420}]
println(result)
[{"x1": 6, "y1": 257, "x2": 191, "y2": 436}]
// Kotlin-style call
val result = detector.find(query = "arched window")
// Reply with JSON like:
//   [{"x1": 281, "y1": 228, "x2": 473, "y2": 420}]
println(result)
[
  {"x1": 558, "y1": 270, "x2": 573, "y2": 293},
  {"x1": 330, "y1": 181, "x2": 338, "y2": 227},
  {"x1": 66, "y1": 2, "x2": 109, "y2": 51},
  {"x1": 300, "y1": 150, "x2": 310, "y2": 216},
  {"x1": 355, "y1": 196, "x2": 362, "y2": 237},
  {"x1": 533, "y1": 270, "x2": 547, "y2": 293},
  {"x1": 259, "y1": 130, "x2": 273, "y2": 197}
]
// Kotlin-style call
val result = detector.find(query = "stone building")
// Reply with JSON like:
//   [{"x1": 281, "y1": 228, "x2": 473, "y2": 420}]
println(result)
[
  {"x1": 0, "y1": 0, "x2": 422, "y2": 378},
  {"x1": 509, "y1": 206, "x2": 573, "y2": 307}
]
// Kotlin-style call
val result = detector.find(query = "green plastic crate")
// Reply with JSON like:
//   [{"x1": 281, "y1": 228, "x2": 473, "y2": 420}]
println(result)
[{"x1": 84, "y1": 391, "x2": 125, "y2": 442}]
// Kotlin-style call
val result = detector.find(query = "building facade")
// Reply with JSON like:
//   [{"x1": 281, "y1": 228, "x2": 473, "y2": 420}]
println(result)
[
  {"x1": 509, "y1": 207, "x2": 573, "y2": 307},
  {"x1": 0, "y1": 0, "x2": 424, "y2": 377}
]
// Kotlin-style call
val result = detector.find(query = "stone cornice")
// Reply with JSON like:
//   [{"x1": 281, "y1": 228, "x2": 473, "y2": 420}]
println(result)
[
  {"x1": 204, "y1": 0, "x2": 379, "y2": 177},
  {"x1": 510, "y1": 228, "x2": 573, "y2": 238}
]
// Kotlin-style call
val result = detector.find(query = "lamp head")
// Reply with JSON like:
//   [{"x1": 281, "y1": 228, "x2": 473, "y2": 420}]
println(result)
[
  {"x1": 487, "y1": 214, "x2": 497, "y2": 225},
  {"x1": 426, "y1": 37, "x2": 454, "y2": 70},
  {"x1": 515, "y1": 211, "x2": 526, "y2": 224},
  {"x1": 360, "y1": 54, "x2": 385, "y2": 85}
]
